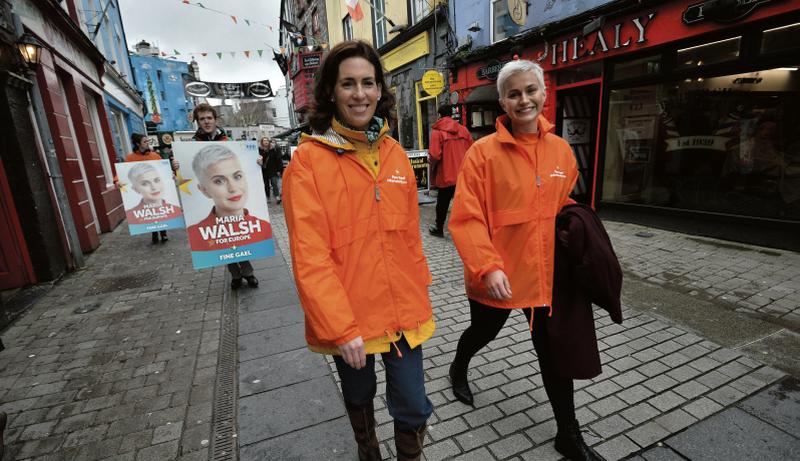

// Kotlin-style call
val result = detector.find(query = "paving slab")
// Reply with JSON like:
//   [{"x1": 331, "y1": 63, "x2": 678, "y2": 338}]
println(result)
[{"x1": 665, "y1": 407, "x2": 800, "y2": 460}]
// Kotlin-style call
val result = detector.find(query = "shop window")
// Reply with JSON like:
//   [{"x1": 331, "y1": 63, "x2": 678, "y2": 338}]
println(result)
[
  {"x1": 491, "y1": 0, "x2": 521, "y2": 43},
  {"x1": 676, "y1": 37, "x2": 740, "y2": 70},
  {"x1": 556, "y1": 61, "x2": 602, "y2": 86},
  {"x1": 613, "y1": 55, "x2": 661, "y2": 82},
  {"x1": 761, "y1": 22, "x2": 800, "y2": 54},
  {"x1": 469, "y1": 106, "x2": 498, "y2": 129},
  {"x1": 602, "y1": 67, "x2": 800, "y2": 222}
]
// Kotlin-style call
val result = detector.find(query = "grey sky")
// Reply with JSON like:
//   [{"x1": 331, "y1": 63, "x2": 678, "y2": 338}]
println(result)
[{"x1": 119, "y1": 0, "x2": 284, "y2": 87}]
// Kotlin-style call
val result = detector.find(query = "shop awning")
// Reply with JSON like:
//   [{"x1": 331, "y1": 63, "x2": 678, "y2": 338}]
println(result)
[{"x1": 465, "y1": 85, "x2": 499, "y2": 103}]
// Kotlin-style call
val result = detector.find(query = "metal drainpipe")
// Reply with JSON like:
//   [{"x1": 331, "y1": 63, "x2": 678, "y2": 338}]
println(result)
[{"x1": 26, "y1": 74, "x2": 85, "y2": 269}]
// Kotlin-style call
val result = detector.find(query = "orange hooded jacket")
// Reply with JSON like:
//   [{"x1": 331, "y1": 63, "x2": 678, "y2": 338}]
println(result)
[
  {"x1": 283, "y1": 121, "x2": 434, "y2": 352},
  {"x1": 448, "y1": 115, "x2": 578, "y2": 310}
]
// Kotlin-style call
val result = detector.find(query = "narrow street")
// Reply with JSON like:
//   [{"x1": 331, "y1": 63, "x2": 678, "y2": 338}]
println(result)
[{"x1": 1, "y1": 202, "x2": 797, "y2": 460}]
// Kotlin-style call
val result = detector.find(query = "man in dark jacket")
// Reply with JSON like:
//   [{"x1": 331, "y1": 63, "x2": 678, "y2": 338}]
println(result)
[
  {"x1": 428, "y1": 104, "x2": 473, "y2": 237},
  {"x1": 190, "y1": 103, "x2": 257, "y2": 289},
  {"x1": 260, "y1": 137, "x2": 284, "y2": 205}
]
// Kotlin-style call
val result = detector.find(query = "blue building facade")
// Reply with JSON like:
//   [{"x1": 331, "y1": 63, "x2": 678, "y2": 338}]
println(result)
[
  {"x1": 78, "y1": 0, "x2": 145, "y2": 160},
  {"x1": 129, "y1": 50, "x2": 194, "y2": 133}
]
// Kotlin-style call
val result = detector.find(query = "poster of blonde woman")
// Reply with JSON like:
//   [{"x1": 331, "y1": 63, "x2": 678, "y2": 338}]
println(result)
[
  {"x1": 115, "y1": 160, "x2": 185, "y2": 235},
  {"x1": 172, "y1": 141, "x2": 275, "y2": 270}
]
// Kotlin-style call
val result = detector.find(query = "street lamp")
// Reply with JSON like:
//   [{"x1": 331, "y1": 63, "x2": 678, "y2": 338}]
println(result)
[{"x1": 16, "y1": 32, "x2": 43, "y2": 69}]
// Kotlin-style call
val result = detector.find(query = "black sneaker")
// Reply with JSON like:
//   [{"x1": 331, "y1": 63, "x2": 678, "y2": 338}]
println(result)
[
  {"x1": 245, "y1": 275, "x2": 259, "y2": 287},
  {"x1": 160, "y1": 231, "x2": 169, "y2": 243},
  {"x1": 231, "y1": 278, "x2": 243, "y2": 289},
  {"x1": 428, "y1": 225, "x2": 444, "y2": 237},
  {"x1": 151, "y1": 233, "x2": 159, "y2": 244}
]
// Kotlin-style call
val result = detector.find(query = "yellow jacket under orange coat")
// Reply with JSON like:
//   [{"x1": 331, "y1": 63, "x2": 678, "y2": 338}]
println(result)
[
  {"x1": 448, "y1": 115, "x2": 578, "y2": 309},
  {"x1": 283, "y1": 120, "x2": 434, "y2": 353}
]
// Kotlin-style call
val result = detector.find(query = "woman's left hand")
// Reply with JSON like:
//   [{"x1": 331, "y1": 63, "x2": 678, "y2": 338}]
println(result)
[{"x1": 338, "y1": 336, "x2": 366, "y2": 370}]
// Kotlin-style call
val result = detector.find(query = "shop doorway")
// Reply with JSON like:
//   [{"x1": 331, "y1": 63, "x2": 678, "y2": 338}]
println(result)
[
  {"x1": 0, "y1": 159, "x2": 33, "y2": 289},
  {"x1": 556, "y1": 83, "x2": 600, "y2": 205}
]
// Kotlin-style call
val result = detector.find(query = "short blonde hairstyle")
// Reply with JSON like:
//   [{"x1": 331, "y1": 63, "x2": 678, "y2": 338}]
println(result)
[
  {"x1": 192, "y1": 144, "x2": 238, "y2": 181},
  {"x1": 496, "y1": 60, "x2": 546, "y2": 97},
  {"x1": 127, "y1": 162, "x2": 159, "y2": 184}
]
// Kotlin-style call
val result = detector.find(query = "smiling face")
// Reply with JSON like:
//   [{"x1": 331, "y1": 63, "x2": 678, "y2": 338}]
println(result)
[
  {"x1": 499, "y1": 70, "x2": 546, "y2": 133},
  {"x1": 132, "y1": 169, "x2": 164, "y2": 204},
  {"x1": 197, "y1": 157, "x2": 248, "y2": 217},
  {"x1": 196, "y1": 110, "x2": 217, "y2": 135},
  {"x1": 333, "y1": 57, "x2": 381, "y2": 130}
]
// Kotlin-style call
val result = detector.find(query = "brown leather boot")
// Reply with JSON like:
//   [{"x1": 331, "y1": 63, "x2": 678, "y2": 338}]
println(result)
[
  {"x1": 394, "y1": 423, "x2": 426, "y2": 461},
  {"x1": 344, "y1": 401, "x2": 382, "y2": 461}
]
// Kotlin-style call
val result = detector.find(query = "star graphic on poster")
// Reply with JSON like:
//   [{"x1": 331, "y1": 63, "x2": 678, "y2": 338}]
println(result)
[{"x1": 176, "y1": 171, "x2": 193, "y2": 194}]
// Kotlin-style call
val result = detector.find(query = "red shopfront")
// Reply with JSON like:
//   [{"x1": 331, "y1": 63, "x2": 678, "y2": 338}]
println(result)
[
  {"x1": 291, "y1": 51, "x2": 323, "y2": 117},
  {"x1": 451, "y1": 0, "x2": 800, "y2": 245}
]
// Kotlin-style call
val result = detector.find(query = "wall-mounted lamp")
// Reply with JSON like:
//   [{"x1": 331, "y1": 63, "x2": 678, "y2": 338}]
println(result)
[
  {"x1": 17, "y1": 32, "x2": 43, "y2": 69},
  {"x1": 467, "y1": 22, "x2": 482, "y2": 32}
]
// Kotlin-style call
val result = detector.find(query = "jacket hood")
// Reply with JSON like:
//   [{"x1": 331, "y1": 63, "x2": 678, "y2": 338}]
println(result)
[
  {"x1": 432, "y1": 117, "x2": 470, "y2": 138},
  {"x1": 495, "y1": 114, "x2": 554, "y2": 145}
]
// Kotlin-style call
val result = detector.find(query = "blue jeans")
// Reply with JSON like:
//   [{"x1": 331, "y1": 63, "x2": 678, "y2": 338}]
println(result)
[
  {"x1": 266, "y1": 175, "x2": 281, "y2": 200},
  {"x1": 333, "y1": 337, "x2": 433, "y2": 431}
]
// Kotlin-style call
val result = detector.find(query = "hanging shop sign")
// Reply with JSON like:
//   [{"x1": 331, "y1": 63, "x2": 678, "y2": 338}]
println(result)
[
  {"x1": 182, "y1": 75, "x2": 273, "y2": 99},
  {"x1": 421, "y1": 70, "x2": 445, "y2": 96},
  {"x1": 508, "y1": 0, "x2": 528, "y2": 26},
  {"x1": 682, "y1": 0, "x2": 780, "y2": 25}
]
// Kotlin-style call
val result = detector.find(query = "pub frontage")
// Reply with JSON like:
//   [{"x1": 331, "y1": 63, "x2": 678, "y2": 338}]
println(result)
[{"x1": 450, "y1": 0, "x2": 800, "y2": 249}]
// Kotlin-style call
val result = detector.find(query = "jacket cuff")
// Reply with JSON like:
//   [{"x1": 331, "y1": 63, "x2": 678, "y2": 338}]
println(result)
[
  {"x1": 475, "y1": 262, "x2": 504, "y2": 281},
  {"x1": 334, "y1": 328, "x2": 362, "y2": 347}
]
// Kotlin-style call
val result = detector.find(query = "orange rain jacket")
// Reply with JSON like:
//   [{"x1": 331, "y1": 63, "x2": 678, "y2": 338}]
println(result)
[
  {"x1": 283, "y1": 123, "x2": 434, "y2": 351},
  {"x1": 448, "y1": 115, "x2": 578, "y2": 309}
]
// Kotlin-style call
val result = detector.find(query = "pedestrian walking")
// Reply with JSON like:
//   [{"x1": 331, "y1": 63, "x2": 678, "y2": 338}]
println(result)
[
  {"x1": 258, "y1": 137, "x2": 283, "y2": 204},
  {"x1": 283, "y1": 40, "x2": 435, "y2": 461},
  {"x1": 428, "y1": 104, "x2": 472, "y2": 237},
  {"x1": 447, "y1": 59, "x2": 604, "y2": 461},
  {"x1": 191, "y1": 103, "x2": 258, "y2": 289},
  {"x1": 118, "y1": 133, "x2": 177, "y2": 244}
]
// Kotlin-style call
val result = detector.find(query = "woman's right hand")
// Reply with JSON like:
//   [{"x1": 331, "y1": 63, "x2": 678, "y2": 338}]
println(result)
[
  {"x1": 338, "y1": 336, "x2": 366, "y2": 369},
  {"x1": 483, "y1": 269, "x2": 512, "y2": 300}
]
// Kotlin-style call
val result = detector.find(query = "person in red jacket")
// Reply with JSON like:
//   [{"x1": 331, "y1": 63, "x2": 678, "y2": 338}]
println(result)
[
  {"x1": 448, "y1": 60, "x2": 603, "y2": 461},
  {"x1": 427, "y1": 104, "x2": 473, "y2": 237}
]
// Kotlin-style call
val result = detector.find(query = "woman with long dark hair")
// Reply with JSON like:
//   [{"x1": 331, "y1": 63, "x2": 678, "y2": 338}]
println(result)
[{"x1": 282, "y1": 40, "x2": 434, "y2": 461}]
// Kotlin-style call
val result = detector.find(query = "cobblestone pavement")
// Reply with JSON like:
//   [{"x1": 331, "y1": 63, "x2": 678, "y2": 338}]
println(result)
[
  {"x1": 0, "y1": 227, "x2": 223, "y2": 461},
  {"x1": 269, "y1": 203, "x2": 792, "y2": 460},
  {"x1": 605, "y1": 221, "x2": 800, "y2": 328}
]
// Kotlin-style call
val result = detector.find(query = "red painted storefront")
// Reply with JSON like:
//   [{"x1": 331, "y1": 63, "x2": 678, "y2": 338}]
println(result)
[{"x1": 450, "y1": 0, "x2": 800, "y2": 247}]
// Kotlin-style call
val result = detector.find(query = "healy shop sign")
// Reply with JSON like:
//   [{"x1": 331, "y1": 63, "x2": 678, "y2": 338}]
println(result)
[{"x1": 543, "y1": 12, "x2": 657, "y2": 67}]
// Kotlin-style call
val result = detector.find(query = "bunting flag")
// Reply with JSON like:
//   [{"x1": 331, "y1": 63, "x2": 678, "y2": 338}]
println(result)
[
  {"x1": 244, "y1": 50, "x2": 250, "y2": 58},
  {"x1": 161, "y1": 52, "x2": 167, "y2": 56},
  {"x1": 216, "y1": 52, "x2": 222, "y2": 59},
  {"x1": 173, "y1": 49, "x2": 180, "y2": 55},
  {"x1": 182, "y1": 0, "x2": 189, "y2": 3},
  {"x1": 257, "y1": 49, "x2": 263, "y2": 57},
  {"x1": 231, "y1": 16, "x2": 237, "y2": 24},
  {"x1": 268, "y1": 25, "x2": 273, "y2": 32},
  {"x1": 201, "y1": 52, "x2": 207, "y2": 56},
  {"x1": 346, "y1": 0, "x2": 364, "y2": 21},
  {"x1": 229, "y1": 51, "x2": 236, "y2": 58},
  {"x1": 244, "y1": 19, "x2": 250, "y2": 26}
]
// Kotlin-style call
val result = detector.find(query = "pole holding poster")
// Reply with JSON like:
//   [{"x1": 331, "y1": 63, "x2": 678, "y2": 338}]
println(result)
[
  {"x1": 115, "y1": 160, "x2": 186, "y2": 235},
  {"x1": 172, "y1": 141, "x2": 275, "y2": 270}
]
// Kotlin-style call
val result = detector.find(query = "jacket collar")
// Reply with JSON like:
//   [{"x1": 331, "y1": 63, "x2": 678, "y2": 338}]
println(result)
[
  {"x1": 300, "y1": 118, "x2": 390, "y2": 155},
  {"x1": 495, "y1": 114, "x2": 554, "y2": 147}
]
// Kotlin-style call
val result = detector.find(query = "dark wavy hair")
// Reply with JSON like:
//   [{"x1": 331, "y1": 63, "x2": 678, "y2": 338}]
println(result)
[{"x1": 308, "y1": 40, "x2": 396, "y2": 133}]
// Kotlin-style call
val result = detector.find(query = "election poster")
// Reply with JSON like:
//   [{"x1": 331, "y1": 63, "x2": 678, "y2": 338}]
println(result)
[
  {"x1": 172, "y1": 141, "x2": 275, "y2": 270},
  {"x1": 115, "y1": 159, "x2": 185, "y2": 235}
]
